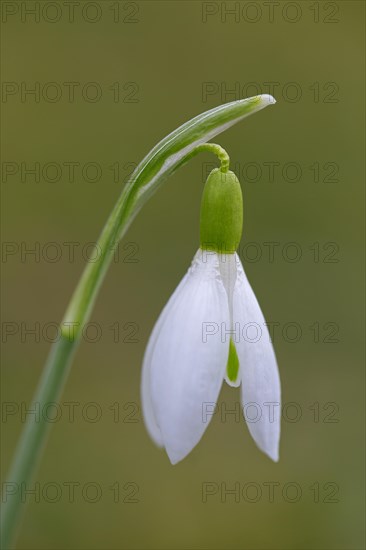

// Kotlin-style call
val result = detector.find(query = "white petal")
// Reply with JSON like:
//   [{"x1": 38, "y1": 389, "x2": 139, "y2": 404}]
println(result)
[
  {"x1": 233, "y1": 254, "x2": 281, "y2": 461},
  {"x1": 147, "y1": 250, "x2": 230, "y2": 464},
  {"x1": 141, "y1": 273, "x2": 189, "y2": 447}
]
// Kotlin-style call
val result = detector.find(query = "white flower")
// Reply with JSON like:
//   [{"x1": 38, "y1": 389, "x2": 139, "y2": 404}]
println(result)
[{"x1": 141, "y1": 249, "x2": 281, "y2": 465}]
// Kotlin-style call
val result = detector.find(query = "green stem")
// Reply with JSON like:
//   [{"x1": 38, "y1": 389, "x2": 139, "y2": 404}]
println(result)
[
  {"x1": 187, "y1": 143, "x2": 230, "y2": 173},
  {"x1": 1, "y1": 95, "x2": 275, "y2": 549},
  {"x1": 1, "y1": 338, "x2": 77, "y2": 550}
]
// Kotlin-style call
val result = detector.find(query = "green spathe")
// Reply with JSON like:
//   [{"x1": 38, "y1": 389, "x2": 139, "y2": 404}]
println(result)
[{"x1": 200, "y1": 168, "x2": 243, "y2": 254}]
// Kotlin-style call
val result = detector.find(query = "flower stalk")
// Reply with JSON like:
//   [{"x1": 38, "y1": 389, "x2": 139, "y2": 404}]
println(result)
[{"x1": 1, "y1": 95, "x2": 275, "y2": 549}]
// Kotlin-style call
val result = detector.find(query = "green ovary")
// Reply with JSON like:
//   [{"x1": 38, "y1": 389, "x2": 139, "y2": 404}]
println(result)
[
  {"x1": 226, "y1": 338, "x2": 240, "y2": 383},
  {"x1": 199, "y1": 168, "x2": 243, "y2": 254}
]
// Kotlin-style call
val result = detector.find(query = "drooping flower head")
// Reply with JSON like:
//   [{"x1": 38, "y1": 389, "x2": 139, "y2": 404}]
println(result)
[{"x1": 142, "y1": 162, "x2": 281, "y2": 464}]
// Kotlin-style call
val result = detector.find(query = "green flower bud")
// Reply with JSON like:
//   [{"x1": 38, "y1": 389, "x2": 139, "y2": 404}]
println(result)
[{"x1": 200, "y1": 168, "x2": 243, "y2": 254}]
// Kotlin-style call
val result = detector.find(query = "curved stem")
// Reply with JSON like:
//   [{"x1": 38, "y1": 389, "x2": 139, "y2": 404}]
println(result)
[
  {"x1": 188, "y1": 143, "x2": 230, "y2": 173},
  {"x1": 1, "y1": 95, "x2": 275, "y2": 549}
]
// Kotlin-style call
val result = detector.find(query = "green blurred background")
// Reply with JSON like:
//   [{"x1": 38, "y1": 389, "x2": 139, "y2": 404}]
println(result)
[{"x1": 1, "y1": 1, "x2": 365, "y2": 548}]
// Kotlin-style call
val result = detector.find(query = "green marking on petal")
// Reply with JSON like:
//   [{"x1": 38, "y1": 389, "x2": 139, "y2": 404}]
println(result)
[{"x1": 226, "y1": 338, "x2": 240, "y2": 383}]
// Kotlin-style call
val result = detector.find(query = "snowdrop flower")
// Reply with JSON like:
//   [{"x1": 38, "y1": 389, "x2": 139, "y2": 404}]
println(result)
[{"x1": 142, "y1": 167, "x2": 281, "y2": 464}]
